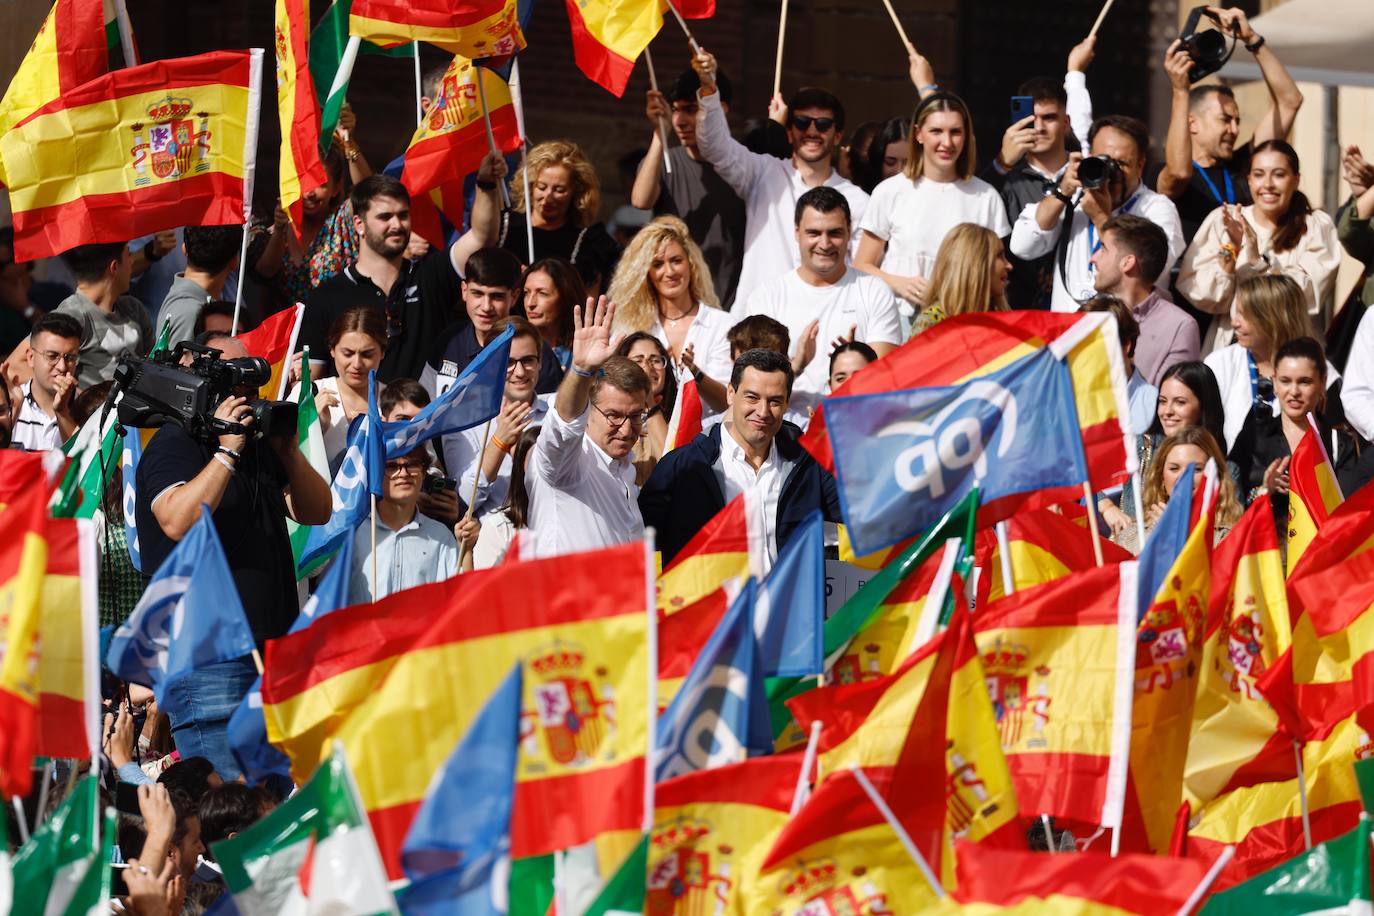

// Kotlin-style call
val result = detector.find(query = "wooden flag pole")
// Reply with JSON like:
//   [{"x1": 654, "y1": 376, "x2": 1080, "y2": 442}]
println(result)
[
  {"x1": 664, "y1": 0, "x2": 702, "y2": 53},
  {"x1": 877, "y1": 0, "x2": 914, "y2": 49},
  {"x1": 994, "y1": 520, "x2": 1015, "y2": 597},
  {"x1": 370, "y1": 493, "x2": 379, "y2": 602},
  {"x1": 232, "y1": 48, "x2": 265, "y2": 336},
  {"x1": 773, "y1": 0, "x2": 789, "y2": 98},
  {"x1": 1088, "y1": 0, "x2": 1116, "y2": 38},
  {"x1": 509, "y1": 59, "x2": 537, "y2": 263},
  {"x1": 458, "y1": 419, "x2": 493, "y2": 570},
  {"x1": 413, "y1": 42, "x2": 423, "y2": 126},
  {"x1": 643, "y1": 47, "x2": 673, "y2": 175},
  {"x1": 1083, "y1": 481, "x2": 1105, "y2": 567},
  {"x1": 475, "y1": 69, "x2": 513, "y2": 210}
]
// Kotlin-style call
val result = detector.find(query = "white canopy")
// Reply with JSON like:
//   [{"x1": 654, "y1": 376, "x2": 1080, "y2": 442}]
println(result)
[{"x1": 1218, "y1": 0, "x2": 1374, "y2": 88}]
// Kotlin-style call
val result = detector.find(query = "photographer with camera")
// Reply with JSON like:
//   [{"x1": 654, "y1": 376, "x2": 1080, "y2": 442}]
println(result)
[
  {"x1": 1010, "y1": 115, "x2": 1185, "y2": 314},
  {"x1": 1155, "y1": 6, "x2": 1303, "y2": 248},
  {"x1": 133, "y1": 334, "x2": 331, "y2": 778}
]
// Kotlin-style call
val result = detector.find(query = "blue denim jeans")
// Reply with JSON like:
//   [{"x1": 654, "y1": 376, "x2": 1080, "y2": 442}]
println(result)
[{"x1": 166, "y1": 656, "x2": 257, "y2": 781}]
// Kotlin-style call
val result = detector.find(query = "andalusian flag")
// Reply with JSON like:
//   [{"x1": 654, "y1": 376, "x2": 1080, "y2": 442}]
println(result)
[
  {"x1": 0, "y1": 475, "x2": 53, "y2": 797},
  {"x1": 0, "y1": 0, "x2": 107, "y2": 184},
  {"x1": 103, "y1": 0, "x2": 138, "y2": 69},
  {"x1": 50, "y1": 403, "x2": 120, "y2": 519},
  {"x1": 215, "y1": 746, "x2": 398, "y2": 913},
  {"x1": 262, "y1": 541, "x2": 652, "y2": 874},
  {"x1": 1287, "y1": 421, "x2": 1344, "y2": 574},
  {"x1": 276, "y1": 0, "x2": 329, "y2": 239},
  {"x1": 236, "y1": 302, "x2": 305, "y2": 400},
  {"x1": 974, "y1": 507, "x2": 1131, "y2": 604},
  {"x1": 287, "y1": 347, "x2": 330, "y2": 579},
  {"x1": 2, "y1": 49, "x2": 262, "y2": 261},
  {"x1": 351, "y1": 0, "x2": 527, "y2": 58},
  {"x1": 35, "y1": 518, "x2": 101, "y2": 763},
  {"x1": 1199, "y1": 816, "x2": 1372, "y2": 915},
  {"x1": 10, "y1": 774, "x2": 111, "y2": 912},
  {"x1": 657, "y1": 493, "x2": 752, "y2": 613},
  {"x1": 310, "y1": 0, "x2": 415, "y2": 151}
]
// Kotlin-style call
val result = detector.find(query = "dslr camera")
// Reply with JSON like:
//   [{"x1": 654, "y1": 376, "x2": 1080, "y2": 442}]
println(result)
[
  {"x1": 1077, "y1": 155, "x2": 1122, "y2": 191},
  {"x1": 110, "y1": 342, "x2": 297, "y2": 442},
  {"x1": 1178, "y1": 6, "x2": 1238, "y2": 83}
]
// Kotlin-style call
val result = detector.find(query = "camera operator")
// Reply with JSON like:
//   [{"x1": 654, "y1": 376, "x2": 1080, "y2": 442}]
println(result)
[
  {"x1": 132, "y1": 334, "x2": 331, "y2": 779},
  {"x1": 1154, "y1": 6, "x2": 1303, "y2": 248},
  {"x1": 1010, "y1": 115, "x2": 1185, "y2": 313}
]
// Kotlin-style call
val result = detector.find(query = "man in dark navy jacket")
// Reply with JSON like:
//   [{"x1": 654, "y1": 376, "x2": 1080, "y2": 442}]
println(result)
[{"x1": 640, "y1": 348, "x2": 842, "y2": 567}]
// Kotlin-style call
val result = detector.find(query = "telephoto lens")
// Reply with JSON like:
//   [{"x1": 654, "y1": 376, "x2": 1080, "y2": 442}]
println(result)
[{"x1": 1077, "y1": 155, "x2": 1121, "y2": 191}]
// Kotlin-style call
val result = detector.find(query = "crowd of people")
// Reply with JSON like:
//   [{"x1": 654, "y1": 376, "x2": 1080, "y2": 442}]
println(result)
[{"x1": 4, "y1": 6, "x2": 1374, "y2": 910}]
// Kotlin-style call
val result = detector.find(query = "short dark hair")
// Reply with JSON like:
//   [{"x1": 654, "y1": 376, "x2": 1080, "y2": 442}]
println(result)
[
  {"x1": 183, "y1": 225, "x2": 243, "y2": 274},
  {"x1": 728, "y1": 316, "x2": 789, "y2": 357},
  {"x1": 1189, "y1": 84, "x2": 1235, "y2": 113},
  {"x1": 1088, "y1": 115, "x2": 1151, "y2": 164},
  {"x1": 61, "y1": 242, "x2": 127, "y2": 283},
  {"x1": 194, "y1": 329, "x2": 234, "y2": 348},
  {"x1": 1079, "y1": 295, "x2": 1140, "y2": 352},
  {"x1": 668, "y1": 67, "x2": 732, "y2": 106},
  {"x1": 350, "y1": 174, "x2": 410, "y2": 218},
  {"x1": 198, "y1": 784, "x2": 274, "y2": 854},
  {"x1": 617, "y1": 330, "x2": 678, "y2": 420},
  {"x1": 491, "y1": 315, "x2": 542, "y2": 351},
  {"x1": 1102, "y1": 214, "x2": 1169, "y2": 284},
  {"x1": 1275, "y1": 336, "x2": 1327, "y2": 376},
  {"x1": 30, "y1": 311, "x2": 82, "y2": 345},
  {"x1": 829, "y1": 340, "x2": 878, "y2": 375},
  {"x1": 1016, "y1": 77, "x2": 1067, "y2": 109},
  {"x1": 158, "y1": 756, "x2": 218, "y2": 805},
  {"x1": 193, "y1": 300, "x2": 240, "y2": 337},
  {"x1": 465, "y1": 247, "x2": 523, "y2": 290},
  {"x1": 421, "y1": 64, "x2": 448, "y2": 102},
  {"x1": 380, "y1": 378, "x2": 431, "y2": 415},
  {"x1": 787, "y1": 87, "x2": 845, "y2": 131},
  {"x1": 730, "y1": 347, "x2": 795, "y2": 397},
  {"x1": 794, "y1": 186, "x2": 851, "y2": 227},
  {"x1": 590, "y1": 354, "x2": 651, "y2": 401}
]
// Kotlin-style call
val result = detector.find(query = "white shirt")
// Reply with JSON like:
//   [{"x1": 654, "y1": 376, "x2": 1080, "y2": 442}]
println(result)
[
  {"x1": 348, "y1": 509, "x2": 459, "y2": 605},
  {"x1": 1343, "y1": 307, "x2": 1374, "y2": 442},
  {"x1": 447, "y1": 394, "x2": 553, "y2": 517},
  {"x1": 1009, "y1": 185, "x2": 1186, "y2": 313},
  {"x1": 742, "y1": 267, "x2": 901, "y2": 426},
  {"x1": 526, "y1": 404, "x2": 643, "y2": 558},
  {"x1": 648, "y1": 302, "x2": 734, "y2": 422},
  {"x1": 1204, "y1": 342, "x2": 1341, "y2": 451},
  {"x1": 288, "y1": 376, "x2": 352, "y2": 477},
  {"x1": 717, "y1": 422, "x2": 784, "y2": 572},
  {"x1": 13, "y1": 382, "x2": 61, "y2": 451},
  {"x1": 859, "y1": 174, "x2": 1011, "y2": 285},
  {"x1": 695, "y1": 91, "x2": 870, "y2": 306}
]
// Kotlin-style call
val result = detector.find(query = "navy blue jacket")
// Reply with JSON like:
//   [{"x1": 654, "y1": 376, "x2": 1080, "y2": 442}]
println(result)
[{"x1": 639, "y1": 421, "x2": 843, "y2": 566}]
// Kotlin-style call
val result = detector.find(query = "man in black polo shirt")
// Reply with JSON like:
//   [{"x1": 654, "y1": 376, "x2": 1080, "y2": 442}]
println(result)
[{"x1": 300, "y1": 159, "x2": 503, "y2": 382}]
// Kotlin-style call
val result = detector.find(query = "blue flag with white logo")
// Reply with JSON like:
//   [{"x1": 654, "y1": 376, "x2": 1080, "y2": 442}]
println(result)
[
  {"x1": 366, "y1": 371, "x2": 386, "y2": 498},
  {"x1": 756, "y1": 510, "x2": 824, "y2": 678},
  {"x1": 121, "y1": 430, "x2": 142, "y2": 573},
  {"x1": 106, "y1": 504, "x2": 257, "y2": 723},
  {"x1": 398, "y1": 663, "x2": 522, "y2": 916},
  {"x1": 1137, "y1": 461, "x2": 1197, "y2": 622},
  {"x1": 655, "y1": 578, "x2": 772, "y2": 782},
  {"x1": 826, "y1": 346, "x2": 1090, "y2": 556}
]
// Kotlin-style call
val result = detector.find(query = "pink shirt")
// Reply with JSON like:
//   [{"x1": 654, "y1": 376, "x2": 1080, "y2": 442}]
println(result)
[{"x1": 1131, "y1": 291, "x2": 1200, "y2": 387}]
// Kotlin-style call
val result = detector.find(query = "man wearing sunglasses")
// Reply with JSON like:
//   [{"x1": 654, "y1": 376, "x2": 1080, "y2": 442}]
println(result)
[
  {"x1": 14, "y1": 312, "x2": 82, "y2": 450},
  {"x1": 691, "y1": 49, "x2": 869, "y2": 307}
]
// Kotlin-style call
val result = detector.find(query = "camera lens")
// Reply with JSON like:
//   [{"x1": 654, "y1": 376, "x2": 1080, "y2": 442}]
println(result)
[
  {"x1": 223, "y1": 357, "x2": 272, "y2": 389},
  {"x1": 1078, "y1": 156, "x2": 1116, "y2": 190}
]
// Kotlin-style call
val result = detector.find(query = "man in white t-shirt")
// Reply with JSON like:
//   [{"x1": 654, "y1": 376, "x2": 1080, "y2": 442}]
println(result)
[
  {"x1": 691, "y1": 49, "x2": 869, "y2": 306},
  {"x1": 742, "y1": 187, "x2": 901, "y2": 426}
]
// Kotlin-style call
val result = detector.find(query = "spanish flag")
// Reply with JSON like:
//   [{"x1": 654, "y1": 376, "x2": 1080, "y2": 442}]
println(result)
[
  {"x1": 567, "y1": 0, "x2": 661, "y2": 97},
  {"x1": 662, "y1": 377, "x2": 702, "y2": 455},
  {"x1": 350, "y1": 0, "x2": 526, "y2": 59},
  {"x1": 262, "y1": 541, "x2": 651, "y2": 875},
  {"x1": 275, "y1": 0, "x2": 329, "y2": 240},
  {"x1": 0, "y1": 0, "x2": 107, "y2": 184},
  {"x1": 974, "y1": 508, "x2": 1132, "y2": 604},
  {"x1": 36, "y1": 517, "x2": 101, "y2": 762},
  {"x1": 1287, "y1": 422, "x2": 1344, "y2": 575},
  {"x1": 657, "y1": 585, "x2": 728, "y2": 710},
  {"x1": 1, "y1": 49, "x2": 262, "y2": 262},
  {"x1": 657, "y1": 494, "x2": 751, "y2": 614},
  {"x1": 236, "y1": 303, "x2": 304, "y2": 400},
  {"x1": 0, "y1": 473, "x2": 53, "y2": 797}
]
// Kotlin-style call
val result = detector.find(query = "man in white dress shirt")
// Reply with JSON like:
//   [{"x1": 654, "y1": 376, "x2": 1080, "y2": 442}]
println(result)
[
  {"x1": 527, "y1": 298, "x2": 649, "y2": 558},
  {"x1": 1010, "y1": 114, "x2": 1185, "y2": 313}
]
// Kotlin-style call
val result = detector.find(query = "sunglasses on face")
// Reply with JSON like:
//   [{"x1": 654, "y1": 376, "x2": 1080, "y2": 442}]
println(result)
[{"x1": 790, "y1": 116, "x2": 836, "y2": 133}]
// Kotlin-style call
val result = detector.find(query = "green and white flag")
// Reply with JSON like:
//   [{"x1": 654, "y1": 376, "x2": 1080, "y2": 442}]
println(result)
[
  {"x1": 102, "y1": 0, "x2": 138, "y2": 69},
  {"x1": 583, "y1": 835, "x2": 648, "y2": 916},
  {"x1": 1201, "y1": 815, "x2": 1372, "y2": 915},
  {"x1": 289, "y1": 348, "x2": 332, "y2": 579},
  {"x1": 51, "y1": 402, "x2": 122, "y2": 519},
  {"x1": 11, "y1": 773, "x2": 111, "y2": 915},
  {"x1": 215, "y1": 745, "x2": 397, "y2": 915},
  {"x1": 309, "y1": 0, "x2": 415, "y2": 155}
]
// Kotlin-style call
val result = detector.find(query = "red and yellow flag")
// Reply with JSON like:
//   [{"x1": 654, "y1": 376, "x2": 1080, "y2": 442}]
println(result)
[
  {"x1": 0, "y1": 473, "x2": 53, "y2": 797},
  {"x1": 657, "y1": 494, "x2": 751, "y2": 613},
  {"x1": 236, "y1": 303, "x2": 304, "y2": 400},
  {"x1": 567, "y1": 0, "x2": 662, "y2": 96},
  {"x1": 2, "y1": 49, "x2": 262, "y2": 262},
  {"x1": 657, "y1": 585, "x2": 728, "y2": 710},
  {"x1": 36, "y1": 517, "x2": 100, "y2": 762},
  {"x1": 350, "y1": 0, "x2": 526, "y2": 59},
  {"x1": 1287, "y1": 422, "x2": 1344, "y2": 574},
  {"x1": 0, "y1": 0, "x2": 107, "y2": 184},
  {"x1": 650, "y1": 756, "x2": 799, "y2": 914},
  {"x1": 974, "y1": 508, "x2": 1132, "y2": 604},
  {"x1": 275, "y1": 0, "x2": 328, "y2": 239},
  {"x1": 972, "y1": 563, "x2": 1137, "y2": 840},
  {"x1": 663, "y1": 377, "x2": 702, "y2": 455},
  {"x1": 262, "y1": 542, "x2": 650, "y2": 874}
]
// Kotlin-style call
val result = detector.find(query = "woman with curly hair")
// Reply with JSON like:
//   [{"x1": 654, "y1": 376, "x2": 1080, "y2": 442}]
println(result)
[
  {"x1": 1113, "y1": 426, "x2": 1243, "y2": 555},
  {"x1": 607, "y1": 216, "x2": 734, "y2": 417},
  {"x1": 501, "y1": 140, "x2": 621, "y2": 294}
]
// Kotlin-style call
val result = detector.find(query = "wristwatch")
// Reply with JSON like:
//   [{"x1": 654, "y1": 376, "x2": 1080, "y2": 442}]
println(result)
[{"x1": 1043, "y1": 184, "x2": 1073, "y2": 206}]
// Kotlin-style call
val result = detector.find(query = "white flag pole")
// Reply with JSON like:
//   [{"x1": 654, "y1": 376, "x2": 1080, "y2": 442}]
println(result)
[
  {"x1": 643, "y1": 47, "x2": 672, "y2": 175},
  {"x1": 413, "y1": 42, "x2": 423, "y2": 126},
  {"x1": 994, "y1": 520, "x2": 1015, "y2": 597},
  {"x1": 643, "y1": 527, "x2": 659, "y2": 832},
  {"x1": 509, "y1": 58, "x2": 536, "y2": 263},
  {"x1": 850, "y1": 765, "x2": 944, "y2": 898},
  {"x1": 232, "y1": 48, "x2": 265, "y2": 336},
  {"x1": 475, "y1": 69, "x2": 512, "y2": 210},
  {"x1": 1088, "y1": 0, "x2": 1117, "y2": 39},
  {"x1": 790, "y1": 721, "x2": 822, "y2": 815},
  {"x1": 663, "y1": 0, "x2": 702, "y2": 54},
  {"x1": 112, "y1": 0, "x2": 137, "y2": 67}
]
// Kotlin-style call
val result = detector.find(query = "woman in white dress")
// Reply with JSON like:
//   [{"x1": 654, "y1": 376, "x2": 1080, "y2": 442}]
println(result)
[
  {"x1": 289, "y1": 307, "x2": 385, "y2": 475},
  {"x1": 855, "y1": 92, "x2": 1010, "y2": 322}
]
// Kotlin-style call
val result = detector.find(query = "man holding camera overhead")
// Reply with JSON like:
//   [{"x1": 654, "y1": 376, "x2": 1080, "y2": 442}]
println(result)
[
  {"x1": 1009, "y1": 115, "x2": 1185, "y2": 313},
  {"x1": 1153, "y1": 5, "x2": 1303, "y2": 247}
]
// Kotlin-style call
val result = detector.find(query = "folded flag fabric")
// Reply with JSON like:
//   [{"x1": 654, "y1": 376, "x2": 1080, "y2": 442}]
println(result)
[
  {"x1": 566, "y1": 0, "x2": 664, "y2": 97},
  {"x1": 10, "y1": 774, "x2": 111, "y2": 915},
  {"x1": 236, "y1": 303, "x2": 304, "y2": 400},
  {"x1": 276, "y1": 0, "x2": 329, "y2": 239},
  {"x1": 351, "y1": 0, "x2": 527, "y2": 58},
  {"x1": 663, "y1": 377, "x2": 702, "y2": 455},
  {"x1": 2, "y1": 49, "x2": 263, "y2": 261},
  {"x1": 656, "y1": 493, "x2": 752, "y2": 613},
  {"x1": 974, "y1": 507, "x2": 1131, "y2": 604},
  {"x1": 285, "y1": 347, "x2": 331, "y2": 579},
  {"x1": 755, "y1": 510, "x2": 824, "y2": 678},
  {"x1": 50, "y1": 402, "x2": 120, "y2": 519},
  {"x1": 36, "y1": 517, "x2": 101, "y2": 763},
  {"x1": 214, "y1": 746, "x2": 398, "y2": 914},
  {"x1": 1287, "y1": 421, "x2": 1345, "y2": 574},
  {"x1": 310, "y1": 0, "x2": 416, "y2": 150}
]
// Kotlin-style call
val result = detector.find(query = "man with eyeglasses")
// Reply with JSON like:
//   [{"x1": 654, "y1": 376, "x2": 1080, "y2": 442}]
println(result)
[
  {"x1": 13, "y1": 312, "x2": 82, "y2": 450},
  {"x1": 526, "y1": 298, "x2": 650, "y2": 558},
  {"x1": 690, "y1": 49, "x2": 868, "y2": 307}
]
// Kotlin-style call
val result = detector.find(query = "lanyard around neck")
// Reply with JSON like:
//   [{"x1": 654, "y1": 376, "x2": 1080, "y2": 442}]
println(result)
[{"x1": 1192, "y1": 161, "x2": 1235, "y2": 205}]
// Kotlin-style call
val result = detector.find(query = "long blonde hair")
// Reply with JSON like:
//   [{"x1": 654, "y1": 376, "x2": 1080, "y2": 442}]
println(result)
[
  {"x1": 510, "y1": 140, "x2": 601, "y2": 227},
  {"x1": 924, "y1": 224, "x2": 1008, "y2": 317},
  {"x1": 904, "y1": 92, "x2": 976, "y2": 181},
  {"x1": 606, "y1": 216, "x2": 720, "y2": 333},
  {"x1": 1236, "y1": 274, "x2": 1313, "y2": 363},
  {"x1": 1141, "y1": 427, "x2": 1243, "y2": 528}
]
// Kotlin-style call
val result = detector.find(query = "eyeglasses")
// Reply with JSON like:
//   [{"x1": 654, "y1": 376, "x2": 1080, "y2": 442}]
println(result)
[
  {"x1": 385, "y1": 459, "x2": 425, "y2": 476},
  {"x1": 790, "y1": 115, "x2": 836, "y2": 133},
  {"x1": 592, "y1": 402, "x2": 649, "y2": 430},
  {"x1": 38, "y1": 351, "x2": 79, "y2": 366},
  {"x1": 630, "y1": 354, "x2": 667, "y2": 370},
  {"x1": 506, "y1": 355, "x2": 540, "y2": 373}
]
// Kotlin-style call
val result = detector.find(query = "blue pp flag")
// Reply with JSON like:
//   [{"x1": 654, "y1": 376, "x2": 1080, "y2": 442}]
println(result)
[
  {"x1": 106, "y1": 504, "x2": 256, "y2": 723},
  {"x1": 826, "y1": 346, "x2": 1090, "y2": 556},
  {"x1": 1137, "y1": 461, "x2": 1197, "y2": 622},
  {"x1": 120, "y1": 430, "x2": 142, "y2": 573},
  {"x1": 655, "y1": 579, "x2": 772, "y2": 782},
  {"x1": 398, "y1": 663, "x2": 522, "y2": 915},
  {"x1": 756, "y1": 510, "x2": 824, "y2": 678},
  {"x1": 366, "y1": 371, "x2": 386, "y2": 498}
]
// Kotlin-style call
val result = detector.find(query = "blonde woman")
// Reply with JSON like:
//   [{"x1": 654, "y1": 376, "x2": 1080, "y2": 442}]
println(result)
[
  {"x1": 855, "y1": 93, "x2": 1009, "y2": 316},
  {"x1": 501, "y1": 140, "x2": 620, "y2": 294},
  {"x1": 1114, "y1": 426, "x2": 1243, "y2": 554},
  {"x1": 607, "y1": 216, "x2": 733, "y2": 417},
  {"x1": 910, "y1": 223, "x2": 1012, "y2": 335}
]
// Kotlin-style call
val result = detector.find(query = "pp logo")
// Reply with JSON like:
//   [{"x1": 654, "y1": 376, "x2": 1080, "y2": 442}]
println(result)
[{"x1": 879, "y1": 380, "x2": 1018, "y2": 497}]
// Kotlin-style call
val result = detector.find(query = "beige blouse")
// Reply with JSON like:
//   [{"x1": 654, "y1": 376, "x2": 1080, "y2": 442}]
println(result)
[{"x1": 1176, "y1": 205, "x2": 1341, "y2": 354}]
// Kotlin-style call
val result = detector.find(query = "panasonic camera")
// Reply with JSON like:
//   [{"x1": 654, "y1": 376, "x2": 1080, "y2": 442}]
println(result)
[
  {"x1": 1077, "y1": 154, "x2": 1122, "y2": 191},
  {"x1": 1178, "y1": 6, "x2": 1237, "y2": 83},
  {"x1": 110, "y1": 343, "x2": 297, "y2": 442}
]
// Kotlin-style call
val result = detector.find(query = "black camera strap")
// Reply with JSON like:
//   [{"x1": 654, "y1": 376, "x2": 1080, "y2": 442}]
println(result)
[{"x1": 1054, "y1": 197, "x2": 1083, "y2": 305}]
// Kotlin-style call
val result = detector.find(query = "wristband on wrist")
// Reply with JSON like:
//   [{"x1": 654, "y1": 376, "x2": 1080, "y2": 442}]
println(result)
[
  {"x1": 1220, "y1": 242, "x2": 1239, "y2": 261},
  {"x1": 918, "y1": 83, "x2": 940, "y2": 94},
  {"x1": 476, "y1": 178, "x2": 497, "y2": 191},
  {"x1": 491, "y1": 434, "x2": 512, "y2": 454},
  {"x1": 1245, "y1": 34, "x2": 1265, "y2": 53},
  {"x1": 142, "y1": 240, "x2": 164, "y2": 264},
  {"x1": 570, "y1": 364, "x2": 595, "y2": 378},
  {"x1": 217, "y1": 445, "x2": 242, "y2": 461},
  {"x1": 213, "y1": 453, "x2": 236, "y2": 474}
]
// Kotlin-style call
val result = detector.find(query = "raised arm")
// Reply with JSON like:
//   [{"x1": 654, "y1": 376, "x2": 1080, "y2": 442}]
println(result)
[
  {"x1": 1211, "y1": 6, "x2": 1303, "y2": 145},
  {"x1": 449, "y1": 152, "x2": 509, "y2": 276},
  {"x1": 1156, "y1": 40, "x2": 1197, "y2": 200},
  {"x1": 1065, "y1": 36, "x2": 1096, "y2": 152},
  {"x1": 630, "y1": 90, "x2": 669, "y2": 210},
  {"x1": 692, "y1": 49, "x2": 764, "y2": 197}
]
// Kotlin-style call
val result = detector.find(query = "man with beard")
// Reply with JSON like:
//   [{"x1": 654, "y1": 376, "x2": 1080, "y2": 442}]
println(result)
[
  {"x1": 1010, "y1": 115, "x2": 1185, "y2": 314},
  {"x1": 690, "y1": 49, "x2": 869, "y2": 306}
]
